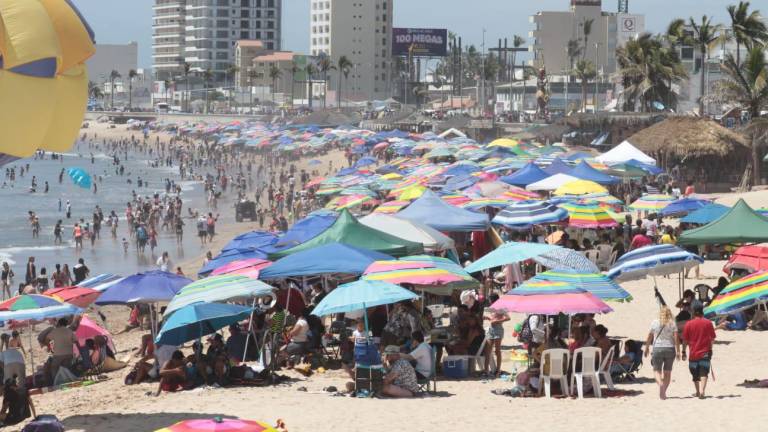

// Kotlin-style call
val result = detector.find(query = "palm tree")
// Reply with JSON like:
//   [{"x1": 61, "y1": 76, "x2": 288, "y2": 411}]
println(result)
[
  {"x1": 572, "y1": 59, "x2": 596, "y2": 112},
  {"x1": 88, "y1": 81, "x2": 103, "y2": 101},
  {"x1": 336, "y1": 56, "x2": 353, "y2": 109},
  {"x1": 567, "y1": 39, "x2": 582, "y2": 70},
  {"x1": 317, "y1": 56, "x2": 335, "y2": 108},
  {"x1": 163, "y1": 79, "x2": 171, "y2": 105},
  {"x1": 289, "y1": 62, "x2": 300, "y2": 109},
  {"x1": 108, "y1": 70, "x2": 121, "y2": 109},
  {"x1": 127, "y1": 69, "x2": 138, "y2": 111},
  {"x1": 581, "y1": 18, "x2": 594, "y2": 60},
  {"x1": 225, "y1": 64, "x2": 240, "y2": 110},
  {"x1": 247, "y1": 68, "x2": 258, "y2": 113},
  {"x1": 268, "y1": 64, "x2": 282, "y2": 105},
  {"x1": 182, "y1": 62, "x2": 191, "y2": 112},
  {"x1": 665, "y1": 18, "x2": 688, "y2": 48},
  {"x1": 715, "y1": 46, "x2": 768, "y2": 184},
  {"x1": 305, "y1": 63, "x2": 317, "y2": 110},
  {"x1": 689, "y1": 15, "x2": 723, "y2": 115},
  {"x1": 727, "y1": 2, "x2": 768, "y2": 66},
  {"x1": 201, "y1": 68, "x2": 213, "y2": 114}
]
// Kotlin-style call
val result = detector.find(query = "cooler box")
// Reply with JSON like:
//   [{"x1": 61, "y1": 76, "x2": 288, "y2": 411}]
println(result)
[
  {"x1": 442, "y1": 355, "x2": 469, "y2": 379},
  {"x1": 354, "y1": 341, "x2": 381, "y2": 366}
]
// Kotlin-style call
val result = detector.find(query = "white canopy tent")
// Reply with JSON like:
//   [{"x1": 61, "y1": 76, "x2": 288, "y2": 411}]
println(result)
[
  {"x1": 359, "y1": 213, "x2": 456, "y2": 252},
  {"x1": 526, "y1": 173, "x2": 580, "y2": 192},
  {"x1": 595, "y1": 140, "x2": 657, "y2": 166}
]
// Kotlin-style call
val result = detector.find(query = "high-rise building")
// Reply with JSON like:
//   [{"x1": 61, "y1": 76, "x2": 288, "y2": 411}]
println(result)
[
  {"x1": 153, "y1": 0, "x2": 282, "y2": 83},
  {"x1": 309, "y1": 0, "x2": 393, "y2": 102},
  {"x1": 87, "y1": 42, "x2": 140, "y2": 85}
]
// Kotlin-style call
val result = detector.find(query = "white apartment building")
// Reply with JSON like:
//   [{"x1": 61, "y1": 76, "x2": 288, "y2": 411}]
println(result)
[
  {"x1": 309, "y1": 0, "x2": 393, "y2": 102},
  {"x1": 153, "y1": 0, "x2": 282, "y2": 82},
  {"x1": 529, "y1": 0, "x2": 644, "y2": 76}
]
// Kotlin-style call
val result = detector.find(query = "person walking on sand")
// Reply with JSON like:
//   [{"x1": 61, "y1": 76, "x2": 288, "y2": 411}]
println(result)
[
  {"x1": 682, "y1": 306, "x2": 716, "y2": 399},
  {"x1": 645, "y1": 306, "x2": 680, "y2": 400}
]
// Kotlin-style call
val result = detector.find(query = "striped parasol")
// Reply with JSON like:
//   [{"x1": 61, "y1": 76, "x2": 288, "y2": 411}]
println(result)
[
  {"x1": 498, "y1": 186, "x2": 542, "y2": 202},
  {"x1": 165, "y1": 275, "x2": 274, "y2": 315},
  {"x1": 530, "y1": 269, "x2": 632, "y2": 302},
  {"x1": 373, "y1": 200, "x2": 410, "y2": 214},
  {"x1": 558, "y1": 201, "x2": 618, "y2": 228},
  {"x1": 533, "y1": 248, "x2": 601, "y2": 273},
  {"x1": 155, "y1": 418, "x2": 277, "y2": 432},
  {"x1": 492, "y1": 200, "x2": 568, "y2": 230},
  {"x1": 490, "y1": 291, "x2": 613, "y2": 315},
  {"x1": 460, "y1": 198, "x2": 510, "y2": 211},
  {"x1": 628, "y1": 194, "x2": 675, "y2": 212},
  {"x1": 325, "y1": 194, "x2": 376, "y2": 210},
  {"x1": 606, "y1": 244, "x2": 704, "y2": 282},
  {"x1": 553, "y1": 179, "x2": 608, "y2": 196},
  {"x1": 210, "y1": 258, "x2": 272, "y2": 279},
  {"x1": 0, "y1": 294, "x2": 64, "y2": 311},
  {"x1": 704, "y1": 270, "x2": 768, "y2": 317}
]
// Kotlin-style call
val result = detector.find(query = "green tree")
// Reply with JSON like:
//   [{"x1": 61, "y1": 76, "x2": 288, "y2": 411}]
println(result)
[
  {"x1": 317, "y1": 56, "x2": 335, "y2": 108},
  {"x1": 201, "y1": 68, "x2": 213, "y2": 113},
  {"x1": 290, "y1": 62, "x2": 300, "y2": 108},
  {"x1": 336, "y1": 56, "x2": 353, "y2": 109},
  {"x1": 183, "y1": 62, "x2": 191, "y2": 112},
  {"x1": 269, "y1": 64, "x2": 282, "y2": 105},
  {"x1": 727, "y1": 2, "x2": 768, "y2": 66},
  {"x1": 225, "y1": 64, "x2": 240, "y2": 110},
  {"x1": 689, "y1": 15, "x2": 723, "y2": 115},
  {"x1": 127, "y1": 69, "x2": 138, "y2": 110},
  {"x1": 305, "y1": 63, "x2": 317, "y2": 110},
  {"x1": 715, "y1": 46, "x2": 768, "y2": 184},
  {"x1": 572, "y1": 59, "x2": 596, "y2": 112},
  {"x1": 108, "y1": 70, "x2": 121, "y2": 109},
  {"x1": 88, "y1": 81, "x2": 103, "y2": 101},
  {"x1": 582, "y1": 18, "x2": 594, "y2": 61}
]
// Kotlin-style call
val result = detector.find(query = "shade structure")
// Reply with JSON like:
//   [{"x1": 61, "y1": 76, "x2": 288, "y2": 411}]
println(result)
[
  {"x1": 558, "y1": 202, "x2": 618, "y2": 228},
  {"x1": 530, "y1": 270, "x2": 632, "y2": 302},
  {"x1": 460, "y1": 198, "x2": 510, "y2": 211},
  {"x1": 704, "y1": 271, "x2": 768, "y2": 317},
  {"x1": 361, "y1": 259, "x2": 468, "y2": 290},
  {"x1": 0, "y1": 304, "x2": 82, "y2": 322},
  {"x1": 499, "y1": 162, "x2": 550, "y2": 187},
  {"x1": 210, "y1": 259, "x2": 272, "y2": 279},
  {"x1": 595, "y1": 140, "x2": 656, "y2": 166},
  {"x1": 543, "y1": 158, "x2": 573, "y2": 175},
  {"x1": 264, "y1": 211, "x2": 338, "y2": 253},
  {"x1": 75, "y1": 315, "x2": 115, "y2": 353},
  {"x1": 95, "y1": 271, "x2": 192, "y2": 305},
  {"x1": 373, "y1": 200, "x2": 410, "y2": 214},
  {"x1": 492, "y1": 201, "x2": 568, "y2": 230},
  {"x1": 269, "y1": 209, "x2": 423, "y2": 258},
  {"x1": 0, "y1": 294, "x2": 64, "y2": 311},
  {"x1": 606, "y1": 244, "x2": 704, "y2": 282},
  {"x1": 567, "y1": 161, "x2": 619, "y2": 185},
  {"x1": 526, "y1": 173, "x2": 580, "y2": 192},
  {"x1": 498, "y1": 186, "x2": 542, "y2": 202},
  {"x1": 78, "y1": 273, "x2": 124, "y2": 292},
  {"x1": 400, "y1": 255, "x2": 478, "y2": 290},
  {"x1": 221, "y1": 231, "x2": 277, "y2": 252},
  {"x1": 488, "y1": 138, "x2": 519, "y2": 148},
  {"x1": 464, "y1": 242, "x2": 561, "y2": 273},
  {"x1": 509, "y1": 280, "x2": 585, "y2": 296},
  {"x1": 312, "y1": 280, "x2": 418, "y2": 316},
  {"x1": 260, "y1": 243, "x2": 395, "y2": 279},
  {"x1": 490, "y1": 292, "x2": 612, "y2": 315},
  {"x1": 67, "y1": 167, "x2": 91, "y2": 188},
  {"x1": 678, "y1": 199, "x2": 768, "y2": 245},
  {"x1": 628, "y1": 194, "x2": 675, "y2": 212},
  {"x1": 360, "y1": 213, "x2": 455, "y2": 252},
  {"x1": 44, "y1": 287, "x2": 101, "y2": 308},
  {"x1": 156, "y1": 303, "x2": 254, "y2": 346},
  {"x1": 533, "y1": 248, "x2": 601, "y2": 273},
  {"x1": 165, "y1": 275, "x2": 274, "y2": 315},
  {"x1": 679, "y1": 203, "x2": 730, "y2": 224},
  {"x1": 198, "y1": 248, "x2": 268, "y2": 277},
  {"x1": 553, "y1": 179, "x2": 608, "y2": 196},
  {"x1": 723, "y1": 244, "x2": 768, "y2": 274},
  {"x1": 396, "y1": 189, "x2": 490, "y2": 232},
  {"x1": 659, "y1": 197, "x2": 711, "y2": 217}
]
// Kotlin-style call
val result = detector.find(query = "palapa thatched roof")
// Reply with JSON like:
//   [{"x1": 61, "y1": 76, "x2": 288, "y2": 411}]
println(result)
[{"x1": 627, "y1": 116, "x2": 749, "y2": 158}]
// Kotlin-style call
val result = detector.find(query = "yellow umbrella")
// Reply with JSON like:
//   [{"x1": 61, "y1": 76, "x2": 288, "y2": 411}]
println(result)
[
  {"x1": 380, "y1": 173, "x2": 403, "y2": 180},
  {"x1": 553, "y1": 180, "x2": 607, "y2": 196},
  {"x1": 487, "y1": 138, "x2": 519, "y2": 148},
  {"x1": 397, "y1": 185, "x2": 427, "y2": 201}
]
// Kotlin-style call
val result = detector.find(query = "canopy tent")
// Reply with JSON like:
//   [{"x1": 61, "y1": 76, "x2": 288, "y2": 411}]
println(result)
[
  {"x1": 526, "y1": 174, "x2": 580, "y2": 192},
  {"x1": 261, "y1": 243, "x2": 395, "y2": 279},
  {"x1": 543, "y1": 158, "x2": 573, "y2": 175},
  {"x1": 262, "y1": 212, "x2": 338, "y2": 253},
  {"x1": 269, "y1": 210, "x2": 424, "y2": 259},
  {"x1": 567, "y1": 161, "x2": 619, "y2": 185},
  {"x1": 499, "y1": 162, "x2": 550, "y2": 187},
  {"x1": 198, "y1": 247, "x2": 268, "y2": 277},
  {"x1": 659, "y1": 197, "x2": 711, "y2": 217},
  {"x1": 679, "y1": 203, "x2": 730, "y2": 224},
  {"x1": 595, "y1": 140, "x2": 656, "y2": 166},
  {"x1": 221, "y1": 231, "x2": 278, "y2": 252},
  {"x1": 678, "y1": 199, "x2": 768, "y2": 245},
  {"x1": 359, "y1": 213, "x2": 455, "y2": 252},
  {"x1": 396, "y1": 189, "x2": 490, "y2": 232}
]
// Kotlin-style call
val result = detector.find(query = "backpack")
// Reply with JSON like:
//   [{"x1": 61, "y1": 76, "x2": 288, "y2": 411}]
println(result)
[
  {"x1": 517, "y1": 316, "x2": 533, "y2": 344},
  {"x1": 22, "y1": 415, "x2": 64, "y2": 432}
]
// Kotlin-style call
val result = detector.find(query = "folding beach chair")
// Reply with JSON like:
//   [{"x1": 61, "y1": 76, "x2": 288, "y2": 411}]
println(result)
[
  {"x1": 612, "y1": 340, "x2": 644, "y2": 382},
  {"x1": 417, "y1": 346, "x2": 437, "y2": 394}
]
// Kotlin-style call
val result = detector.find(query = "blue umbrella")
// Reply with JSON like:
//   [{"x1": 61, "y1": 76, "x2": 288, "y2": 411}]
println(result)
[
  {"x1": 198, "y1": 247, "x2": 268, "y2": 276},
  {"x1": 260, "y1": 243, "x2": 394, "y2": 279},
  {"x1": 607, "y1": 244, "x2": 703, "y2": 282},
  {"x1": 155, "y1": 303, "x2": 253, "y2": 346},
  {"x1": 308, "y1": 159, "x2": 322, "y2": 166},
  {"x1": 95, "y1": 270, "x2": 192, "y2": 305},
  {"x1": 660, "y1": 198, "x2": 711, "y2": 217},
  {"x1": 312, "y1": 280, "x2": 418, "y2": 317},
  {"x1": 67, "y1": 167, "x2": 92, "y2": 189},
  {"x1": 492, "y1": 201, "x2": 569, "y2": 230},
  {"x1": 0, "y1": 304, "x2": 83, "y2": 323},
  {"x1": 679, "y1": 203, "x2": 730, "y2": 224},
  {"x1": 221, "y1": 231, "x2": 278, "y2": 252},
  {"x1": 355, "y1": 156, "x2": 377, "y2": 168},
  {"x1": 465, "y1": 242, "x2": 561, "y2": 273},
  {"x1": 533, "y1": 248, "x2": 601, "y2": 273}
]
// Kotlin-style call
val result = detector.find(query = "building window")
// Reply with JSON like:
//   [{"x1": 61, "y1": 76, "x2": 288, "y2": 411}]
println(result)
[
  {"x1": 241, "y1": 9, "x2": 249, "y2": 17},
  {"x1": 241, "y1": 31, "x2": 249, "y2": 39},
  {"x1": 266, "y1": 42, "x2": 274, "y2": 50}
]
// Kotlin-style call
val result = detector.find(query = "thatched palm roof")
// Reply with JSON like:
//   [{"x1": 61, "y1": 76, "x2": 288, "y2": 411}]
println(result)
[{"x1": 627, "y1": 116, "x2": 749, "y2": 157}]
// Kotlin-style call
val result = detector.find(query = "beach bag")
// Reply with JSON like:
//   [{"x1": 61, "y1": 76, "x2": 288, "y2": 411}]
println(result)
[
  {"x1": 22, "y1": 415, "x2": 64, "y2": 432},
  {"x1": 517, "y1": 317, "x2": 533, "y2": 344}
]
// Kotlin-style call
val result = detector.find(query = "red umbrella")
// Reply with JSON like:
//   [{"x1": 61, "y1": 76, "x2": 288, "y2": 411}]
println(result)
[
  {"x1": 276, "y1": 287, "x2": 306, "y2": 316},
  {"x1": 45, "y1": 286, "x2": 101, "y2": 308},
  {"x1": 723, "y1": 244, "x2": 768, "y2": 274}
]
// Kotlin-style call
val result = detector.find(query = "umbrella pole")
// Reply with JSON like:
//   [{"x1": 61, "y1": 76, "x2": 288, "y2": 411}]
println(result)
[
  {"x1": 28, "y1": 323, "x2": 35, "y2": 388},
  {"x1": 242, "y1": 298, "x2": 257, "y2": 363}
]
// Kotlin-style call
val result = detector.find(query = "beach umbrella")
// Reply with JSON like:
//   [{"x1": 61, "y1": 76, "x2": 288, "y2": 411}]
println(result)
[
  {"x1": 492, "y1": 201, "x2": 569, "y2": 230},
  {"x1": 628, "y1": 194, "x2": 675, "y2": 212},
  {"x1": 490, "y1": 291, "x2": 612, "y2": 315},
  {"x1": 312, "y1": 280, "x2": 418, "y2": 317},
  {"x1": 67, "y1": 167, "x2": 92, "y2": 188},
  {"x1": 373, "y1": 200, "x2": 410, "y2": 214},
  {"x1": 533, "y1": 248, "x2": 601, "y2": 273},
  {"x1": 155, "y1": 418, "x2": 278, "y2": 432},
  {"x1": 679, "y1": 203, "x2": 730, "y2": 224},
  {"x1": 508, "y1": 280, "x2": 586, "y2": 296},
  {"x1": 487, "y1": 138, "x2": 519, "y2": 148},
  {"x1": 362, "y1": 260, "x2": 464, "y2": 285},
  {"x1": 95, "y1": 270, "x2": 192, "y2": 305},
  {"x1": 75, "y1": 315, "x2": 116, "y2": 352},
  {"x1": 260, "y1": 243, "x2": 395, "y2": 279},
  {"x1": 44, "y1": 286, "x2": 101, "y2": 308},
  {"x1": 78, "y1": 273, "x2": 125, "y2": 292},
  {"x1": 460, "y1": 198, "x2": 510, "y2": 211},
  {"x1": 0, "y1": 294, "x2": 64, "y2": 311},
  {"x1": 530, "y1": 270, "x2": 632, "y2": 302},
  {"x1": 211, "y1": 258, "x2": 272, "y2": 279},
  {"x1": 498, "y1": 187, "x2": 541, "y2": 202},
  {"x1": 464, "y1": 242, "x2": 561, "y2": 273},
  {"x1": 659, "y1": 197, "x2": 711, "y2": 217},
  {"x1": 155, "y1": 303, "x2": 254, "y2": 346},
  {"x1": 396, "y1": 185, "x2": 427, "y2": 201},
  {"x1": 704, "y1": 271, "x2": 768, "y2": 317},
  {"x1": 165, "y1": 275, "x2": 274, "y2": 315},
  {"x1": 606, "y1": 244, "x2": 703, "y2": 282},
  {"x1": 723, "y1": 245, "x2": 768, "y2": 274},
  {"x1": 558, "y1": 202, "x2": 618, "y2": 229},
  {"x1": 553, "y1": 179, "x2": 607, "y2": 196},
  {"x1": 308, "y1": 159, "x2": 322, "y2": 166}
]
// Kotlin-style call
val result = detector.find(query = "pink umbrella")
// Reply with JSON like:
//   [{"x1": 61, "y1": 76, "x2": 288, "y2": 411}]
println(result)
[
  {"x1": 490, "y1": 292, "x2": 612, "y2": 315},
  {"x1": 364, "y1": 260, "x2": 435, "y2": 273},
  {"x1": 211, "y1": 259, "x2": 272, "y2": 279},
  {"x1": 363, "y1": 260, "x2": 464, "y2": 286},
  {"x1": 75, "y1": 315, "x2": 116, "y2": 353}
]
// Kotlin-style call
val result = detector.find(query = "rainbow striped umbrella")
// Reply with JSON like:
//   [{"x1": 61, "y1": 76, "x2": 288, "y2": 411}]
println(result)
[
  {"x1": 325, "y1": 194, "x2": 375, "y2": 210},
  {"x1": 704, "y1": 270, "x2": 768, "y2": 317},
  {"x1": 510, "y1": 280, "x2": 585, "y2": 295},
  {"x1": 559, "y1": 202, "x2": 618, "y2": 228},
  {"x1": 0, "y1": 294, "x2": 63, "y2": 311},
  {"x1": 490, "y1": 291, "x2": 613, "y2": 315},
  {"x1": 441, "y1": 194, "x2": 473, "y2": 206},
  {"x1": 530, "y1": 269, "x2": 632, "y2": 302},
  {"x1": 629, "y1": 194, "x2": 675, "y2": 212},
  {"x1": 315, "y1": 186, "x2": 343, "y2": 196},
  {"x1": 155, "y1": 418, "x2": 277, "y2": 432},
  {"x1": 362, "y1": 261, "x2": 465, "y2": 286},
  {"x1": 374, "y1": 200, "x2": 410, "y2": 214},
  {"x1": 460, "y1": 198, "x2": 510, "y2": 211},
  {"x1": 498, "y1": 187, "x2": 541, "y2": 202},
  {"x1": 553, "y1": 180, "x2": 608, "y2": 196}
]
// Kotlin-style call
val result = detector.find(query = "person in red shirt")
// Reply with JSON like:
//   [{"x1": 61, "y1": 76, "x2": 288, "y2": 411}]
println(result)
[
  {"x1": 629, "y1": 228, "x2": 652, "y2": 250},
  {"x1": 682, "y1": 306, "x2": 716, "y2": 399}
]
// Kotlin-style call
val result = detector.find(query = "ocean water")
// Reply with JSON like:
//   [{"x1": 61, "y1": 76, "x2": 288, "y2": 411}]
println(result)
[{"x1": 0, "y1": 141, "x2": 232, "y2": 282}]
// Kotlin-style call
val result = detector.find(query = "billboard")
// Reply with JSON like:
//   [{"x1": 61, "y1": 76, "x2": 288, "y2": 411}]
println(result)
[{"x1": 392, "y1": 28, "x2": 448, "y2": 57}]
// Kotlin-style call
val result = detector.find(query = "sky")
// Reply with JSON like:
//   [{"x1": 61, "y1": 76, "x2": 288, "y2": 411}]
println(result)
[{"x1": 71, "y1": 0, "x2": 732, "y2": 69}]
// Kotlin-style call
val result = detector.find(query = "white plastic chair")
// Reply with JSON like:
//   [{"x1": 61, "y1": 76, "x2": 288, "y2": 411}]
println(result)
[
  {"x1": 427, "y1": 304, "x2": 445, "y2": 322},
  {"x1": 468, "y1": 336, "x2": 490, "y2": 374},
  {"x1": 584, "y1": 250, "x2": 600, "y2": 265},
  {"x1": 597, "y1": 345, "x2": 616, "y2": 392},
  {"x1": 539, "y1": 348, "x2": 570, "y2": 397},
  {"x1": 570, "y1": 347, "x2": 603, "y2": 398}
]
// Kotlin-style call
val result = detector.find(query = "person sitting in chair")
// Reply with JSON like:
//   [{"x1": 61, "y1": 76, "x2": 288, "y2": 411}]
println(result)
[
  {"x1": 381, "y1": 345, "x2": 419, "y2": 398},
  {"x1": 400, "y1": 331, "x2": 432, "y2": 380}
]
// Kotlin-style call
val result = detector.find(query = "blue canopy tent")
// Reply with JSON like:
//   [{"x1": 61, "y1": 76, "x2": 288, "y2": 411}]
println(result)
[
  {"x1": 442, "y1": 174, "x2": 479, "y2": 192},
  {"x1": 499, "y1": 162, "x2": 550, "y2": 187},
  {"x1": 198, "y1": 247, "x2": 269, "y2": 276},
  {"x1": 397, "y1": 189, "x2": 490, "y2": 232},
  {"x1": 625, "y1": 159, "x2": 663, "y2": 175},
  {"x1": 660, "y1": 198, "x2": 711, "y2": 217},
  {"x1": 679, "y1": 203, "x2": 730, "y2": 224},
  {"x1": 260, "y1": 243, "x2": 394, "y2": 279},
  {"x1": 221, "y1": 231, "x2": 278, "y2": 252},
  {"x1": 443, "y1": 164, "x2": 481, "y2": 177},
  {"x1": 543, "y1": 158, "x2": 573, "y2": 175},
  {"x1": 263, "y1": 212, "x2": 338, "y2": 253},
  {"x1": 568, "y1": 161, "x2": 619, "y2": 185}
]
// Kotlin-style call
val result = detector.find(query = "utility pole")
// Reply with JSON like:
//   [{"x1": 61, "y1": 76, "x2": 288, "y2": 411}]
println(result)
[{"x1": 594, "y1": 42, "x2": 601, "y2": 113}]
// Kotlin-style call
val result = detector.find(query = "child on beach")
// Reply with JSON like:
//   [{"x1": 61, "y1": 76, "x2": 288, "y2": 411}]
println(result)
[{"x1": 122, "y1": 238, "x2": 129, "y2": 253}]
